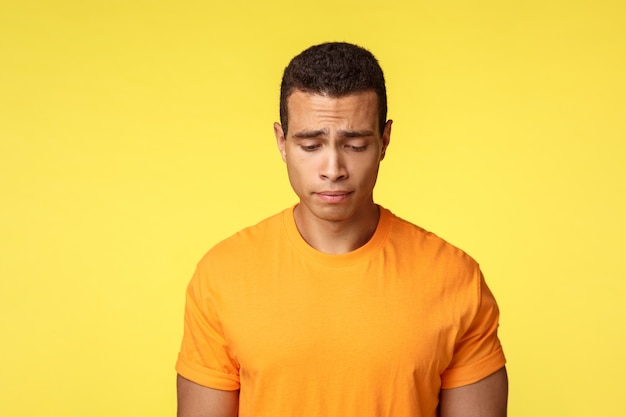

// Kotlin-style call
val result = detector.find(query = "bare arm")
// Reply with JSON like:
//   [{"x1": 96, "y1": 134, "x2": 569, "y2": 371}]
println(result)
[
  {"x1": 177, "y1": 374, "x2": 239, "y2": 417},
  {"x1": 440, "y1": 367, "x2": 508, "y2": 417}
]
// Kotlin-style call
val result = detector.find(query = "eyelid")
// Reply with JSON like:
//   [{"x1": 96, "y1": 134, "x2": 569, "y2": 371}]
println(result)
[{"x1": 300, "y1": 143, "x2": 321, "y2": 152}]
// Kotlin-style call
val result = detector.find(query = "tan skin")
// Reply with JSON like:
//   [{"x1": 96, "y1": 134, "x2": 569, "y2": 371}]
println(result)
[
  {"x1": 177, "y1": 375, "x2": 238, "y2": 417},
  {"x1": 177, "y1": 90, "x2": 508, "y2": 416},
  {"x1": 274, "y1": 90, "x2": 391, "y2": 254},
  {"x1": 177, "y1": 368, "x2": 508, "y2": 417},
  {"x1": 440, "y1": 367, "x2": 508, "y2": 417}
]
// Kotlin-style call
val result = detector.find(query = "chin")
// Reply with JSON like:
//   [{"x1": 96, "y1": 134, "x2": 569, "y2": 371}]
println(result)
[{"x1": 312, "y1": 204, "x2": 356, "y2": 222}]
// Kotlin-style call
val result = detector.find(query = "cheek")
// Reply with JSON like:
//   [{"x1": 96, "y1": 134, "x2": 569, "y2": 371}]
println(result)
[
  {"x1": 356, "y1": 160, "x2": 381, "y2": 181},
  {"x1": 286, "y1": 154, "x2": 314, "y2": 178},
  {"x1": 285, "y1": 162, "x2": 308, "y2": 189}
]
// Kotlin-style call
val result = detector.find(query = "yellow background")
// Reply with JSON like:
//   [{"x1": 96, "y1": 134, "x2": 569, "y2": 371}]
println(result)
[{"x1": 1, "y1": 0, "x2": 624, "y2": 416}]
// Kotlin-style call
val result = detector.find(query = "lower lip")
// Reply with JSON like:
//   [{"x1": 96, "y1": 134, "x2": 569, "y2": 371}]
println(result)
[{"x1": 317, "y1": 193, "x2": 350, "y2": 203}]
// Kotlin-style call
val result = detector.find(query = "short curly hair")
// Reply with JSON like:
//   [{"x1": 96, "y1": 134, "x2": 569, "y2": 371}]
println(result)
[{"x1": 279, "y1": 42, "x2": 387, "y2": 136}]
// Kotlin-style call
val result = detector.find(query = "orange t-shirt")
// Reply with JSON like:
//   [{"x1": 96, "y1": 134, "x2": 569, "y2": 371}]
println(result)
[{"x1": 176, "y1": 206, "x2": 505, "y2": 417}]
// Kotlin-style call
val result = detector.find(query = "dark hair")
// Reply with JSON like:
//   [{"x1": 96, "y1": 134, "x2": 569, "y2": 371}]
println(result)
[{"x1": 279, "y1": 42, "x2": 387, "y2": 136}]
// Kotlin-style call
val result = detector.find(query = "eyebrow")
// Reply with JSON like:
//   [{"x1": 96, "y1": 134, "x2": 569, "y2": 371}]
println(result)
[
  {"x1": 341, "y1": 129, "x2": 375, "y2": 138},
  {"x1": 292, "y1": 129, "x2": 328, "y2": 139},
  {"x1": 292, "y1": 129, "x2": 375, "y2": 139}
]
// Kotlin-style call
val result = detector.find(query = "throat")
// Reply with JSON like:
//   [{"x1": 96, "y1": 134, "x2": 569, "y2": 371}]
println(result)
[{"x1": 293, "y1": 204, "x2": 380, "y2": 255}]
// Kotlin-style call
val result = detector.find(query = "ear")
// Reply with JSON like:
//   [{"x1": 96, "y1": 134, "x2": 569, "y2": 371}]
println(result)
[
  {"x1": 379, "y1": 119, "x2": 392, "y2": 161},
  {"x1": 274, "y1": 122, "x2": 287, "y2": 162}
]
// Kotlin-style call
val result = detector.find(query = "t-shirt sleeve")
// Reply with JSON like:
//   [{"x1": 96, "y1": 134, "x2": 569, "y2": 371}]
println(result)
[
  {"x1": 175, "y1": 263, "x2": 240, "y2": 390},
  {"x1": 440, "y1": 271, "x2": 506, "y2": 389}
]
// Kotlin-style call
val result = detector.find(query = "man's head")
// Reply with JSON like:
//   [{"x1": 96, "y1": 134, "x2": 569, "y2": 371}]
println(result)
[
  {"x1": 274, "y1": 42, "x2": 392, "y2": 229},
  {"x1": 279, "y1": 42, "x2": 387, "y2": 137}
]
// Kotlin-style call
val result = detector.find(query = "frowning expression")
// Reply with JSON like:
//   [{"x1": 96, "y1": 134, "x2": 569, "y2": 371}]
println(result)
[{"x1": 274, "y1": 90, "x2": 391, "y2": 224}]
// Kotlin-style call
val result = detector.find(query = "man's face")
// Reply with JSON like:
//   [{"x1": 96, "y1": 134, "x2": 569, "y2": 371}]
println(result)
[{"x1": 274, "y1": 90, "x2": 391, "y2": 224}]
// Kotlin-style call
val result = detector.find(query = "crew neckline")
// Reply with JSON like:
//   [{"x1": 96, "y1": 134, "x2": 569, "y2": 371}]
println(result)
[{"x1": 281, "y1": 204, "x2": 393, "y2": 268}]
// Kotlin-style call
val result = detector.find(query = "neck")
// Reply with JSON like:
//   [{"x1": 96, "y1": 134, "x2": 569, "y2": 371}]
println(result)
[{"x1": 293, "y1": 203, "x2": 380, "y2": 255}]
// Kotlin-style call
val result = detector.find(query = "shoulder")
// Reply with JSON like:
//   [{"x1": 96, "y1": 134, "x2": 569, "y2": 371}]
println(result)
[
  {"x1": 196, "y1": 208, "x2": 290, "y2": 269},
  {"x1": 382, "y1": 207, "x2": 478, "y2": 270}
]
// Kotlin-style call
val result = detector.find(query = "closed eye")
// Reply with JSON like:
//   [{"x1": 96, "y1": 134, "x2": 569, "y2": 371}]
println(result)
[
  {"x1": 301, "y1": 144, "x2": 321, "y2": 152},
  {"x1": 347, "y1": 145, "x2": 368, "y2": 152}
]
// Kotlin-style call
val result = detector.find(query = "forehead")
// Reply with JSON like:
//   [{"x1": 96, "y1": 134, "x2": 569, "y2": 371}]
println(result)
[{"x1": 286, "y1": 90, "x2": 379, "y2": 129}]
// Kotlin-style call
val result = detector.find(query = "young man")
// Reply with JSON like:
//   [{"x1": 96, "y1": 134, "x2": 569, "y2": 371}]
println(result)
[{"x1": 176, "y1": 42, "x2": 508, "y2": 417}]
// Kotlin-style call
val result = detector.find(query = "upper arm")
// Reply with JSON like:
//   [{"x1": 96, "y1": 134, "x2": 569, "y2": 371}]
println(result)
[
  {"x1": 177, "y1": 374, "x2": 239, "y2": 417},
  {"x1": 439, "y1": 366, "x2": 508, "y2": 417}
]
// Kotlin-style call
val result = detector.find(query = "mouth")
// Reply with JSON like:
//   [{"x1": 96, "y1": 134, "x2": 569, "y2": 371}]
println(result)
[{"x1": 316, "y1": 191, "x2": 352, "y2": 203}]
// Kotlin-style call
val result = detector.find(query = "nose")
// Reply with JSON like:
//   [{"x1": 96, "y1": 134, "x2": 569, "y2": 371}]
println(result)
[{"x1": 320, "y1": 148, "x2": 347, "y2": 182}]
